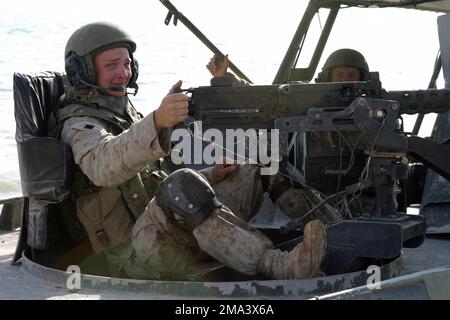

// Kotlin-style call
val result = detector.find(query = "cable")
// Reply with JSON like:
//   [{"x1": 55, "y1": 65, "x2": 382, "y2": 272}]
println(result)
[
  {"x1": 336, "y1": 132, "x2": 343, "y2": 194},
  {"x1": 347, "y1": 118, "x2": 387, "y2": 208},
  {"x1": 280, "y1": 190, "x2": 346, "y2": 233}
]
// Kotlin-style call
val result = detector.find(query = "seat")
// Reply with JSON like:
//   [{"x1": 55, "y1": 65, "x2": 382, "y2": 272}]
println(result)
[
  {"x1": 12, "y1": 72, "x2": 88, "y2": 265},
  {"x1": 14, "y1": 72, "x2": 72, "y2": 202}
]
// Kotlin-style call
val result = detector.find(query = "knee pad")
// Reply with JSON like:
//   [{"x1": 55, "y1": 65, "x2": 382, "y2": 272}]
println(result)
[{"x1": 155, "y1": 168, "x2": 222, "y2": 229}]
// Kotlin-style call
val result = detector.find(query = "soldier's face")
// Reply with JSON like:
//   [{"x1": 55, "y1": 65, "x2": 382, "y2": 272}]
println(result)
[
  {"x1": 94, "y1": 47, "x2": 132, "y2": 96},
  {"x1": 331, "y1": 66, "x2": 361, "y2": 82}
]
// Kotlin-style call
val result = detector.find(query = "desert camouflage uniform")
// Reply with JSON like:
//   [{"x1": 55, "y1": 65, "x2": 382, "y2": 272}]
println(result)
[
  {"x1": 61, "y1": 112, "x2": 275, "y2": 279},
  {"x1": 57, "y1": 21, "x2": 327, "y2": 280}
]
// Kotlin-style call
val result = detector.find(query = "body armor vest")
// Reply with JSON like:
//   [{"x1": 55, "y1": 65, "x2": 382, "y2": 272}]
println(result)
[{"x1": 49, "y1": 88, "x2": 166, "y2": 252}]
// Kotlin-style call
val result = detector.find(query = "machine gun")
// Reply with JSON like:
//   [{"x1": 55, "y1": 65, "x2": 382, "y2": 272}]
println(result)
[
  {"x1": 185, "y1": 74, "x2": 450, "y2": 183},
  {"x1": 187, "y1": 75, "x2": 449, "y2": 128},
  {"x1": 181, "y1": 75, "x2": 450, "y2": 274}
]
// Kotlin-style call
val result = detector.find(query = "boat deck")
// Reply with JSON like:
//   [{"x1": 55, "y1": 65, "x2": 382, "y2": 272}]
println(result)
[{"x1": 1, "y1": 229, "x2": 449, "y2": 300}]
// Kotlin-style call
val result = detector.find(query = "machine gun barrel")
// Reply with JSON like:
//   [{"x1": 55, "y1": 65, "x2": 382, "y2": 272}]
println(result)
[{"x1": 383, "y1": 89, "x2": 450, "y2": 115}]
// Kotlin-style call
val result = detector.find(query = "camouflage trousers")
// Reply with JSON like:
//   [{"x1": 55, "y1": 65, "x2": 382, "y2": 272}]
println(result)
[
  {"x1": 121, "y1": 165, "x2": 336, "y2": 279},
  {"x1": 122, "y1": 165, "x2": 271, "y2": 279}
]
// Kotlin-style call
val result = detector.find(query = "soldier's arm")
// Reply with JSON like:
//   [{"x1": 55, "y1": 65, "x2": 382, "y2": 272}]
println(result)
[
  {"x1": 222, "y1": 72, "x2": 250, "y2": 87},
  {"x1": 198, "y1": 167, "x2": 216, "y2": 185},
  {"x1": 198, "y1": 163, "x2": 240, "y2": 186},
  {"x1": 207, "y1": 54, "x2": 250, "y2": 87},
  {"x1": 61, "y1": 114, "x2": 171, "y2": 187}
]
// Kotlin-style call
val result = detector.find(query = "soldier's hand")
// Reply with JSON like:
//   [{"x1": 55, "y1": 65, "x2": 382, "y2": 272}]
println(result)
[
  {"x1": 212, "y1": 159, "x2": 239, "y2": 183},
  {"x1": 154, "y1": 80, "x2": 189, "y2": 132},
  {"x1": 206, "y1": 54, "x2": 229, "y2": 77},
  {"x1": 169, "y1": 80, "x2": 183, "y2": 94}
]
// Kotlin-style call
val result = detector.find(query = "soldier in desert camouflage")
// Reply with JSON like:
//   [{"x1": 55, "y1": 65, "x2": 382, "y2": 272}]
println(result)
[{"x1": 51, "y1": 22, "x2": 327, "y2": 280}]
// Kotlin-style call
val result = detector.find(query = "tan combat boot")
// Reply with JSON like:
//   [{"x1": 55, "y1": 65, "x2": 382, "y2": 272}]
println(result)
[{"x1": 257, "y1": 219, "x2": 327, "y2": 279}]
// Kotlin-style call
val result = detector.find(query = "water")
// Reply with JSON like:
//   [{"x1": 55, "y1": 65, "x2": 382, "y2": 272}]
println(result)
[{"x1": 0, "y1": 0, "x2": 443, "y2": 199}]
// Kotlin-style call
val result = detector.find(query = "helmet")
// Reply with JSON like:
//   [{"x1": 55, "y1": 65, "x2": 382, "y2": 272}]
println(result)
[
  {"x1": 316, "y1": 49, "x2": 369, "y2": 83},
  {"x1": 64, "y1": 22, "x2": 139, "y2": 92}
]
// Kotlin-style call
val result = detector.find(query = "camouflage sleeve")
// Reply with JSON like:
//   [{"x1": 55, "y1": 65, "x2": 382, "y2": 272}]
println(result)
[
  {"x1": 210, "y1": 72, "x2": 250, "y2": 87},
  {"x1": 227, "y1": 72, "x2": 250, "y2": 86},
  {"x1": 198, "y1": 166, "x2": 216, "y2": 186},
  {"x1": 60, "y1": 112, "x2": 171, "y2": 187}
]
